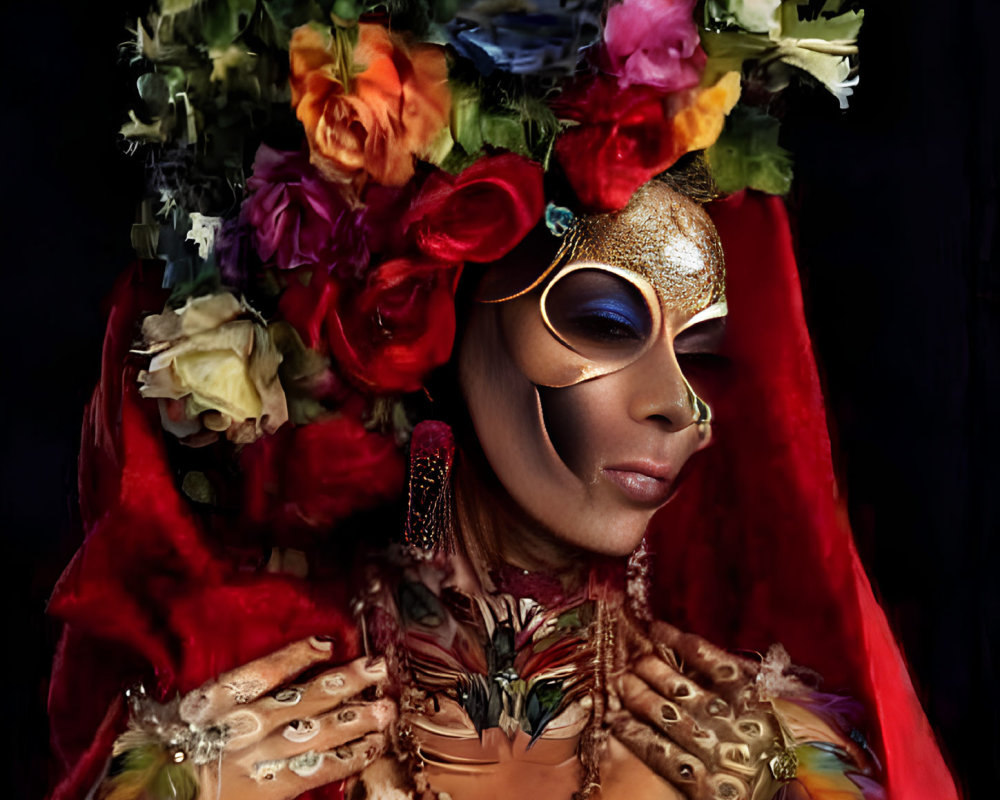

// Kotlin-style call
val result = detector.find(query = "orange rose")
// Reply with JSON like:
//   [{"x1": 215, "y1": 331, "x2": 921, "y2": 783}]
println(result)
[{"x1": 290, "y1": 23, "x2": 451, "y2": 187}]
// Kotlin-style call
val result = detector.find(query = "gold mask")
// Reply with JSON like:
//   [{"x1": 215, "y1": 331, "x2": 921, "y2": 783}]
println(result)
[{"x1": 480, "y1": 181, "x2": 727, "y2": 389}]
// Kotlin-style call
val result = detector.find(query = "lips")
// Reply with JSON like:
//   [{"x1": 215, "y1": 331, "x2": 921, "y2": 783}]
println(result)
[{"x1": 603, "y1": 462, "x2": 676, "y2": 505}]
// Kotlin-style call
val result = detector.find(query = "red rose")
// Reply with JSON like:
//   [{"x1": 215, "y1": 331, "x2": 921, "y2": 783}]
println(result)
[
  {"x1": 242, "y1": 410, "x2": 405, "y2": 536},
  {"x1": 552, "y1": 73, "x2": 739, "y2": 211},
  {"x1": 328, "y1": 256, "x2": 462, "y2": 392},
  {"x1": 402, "y1": 154, "x2": 546, "y2": 263},
  {"x1": 278, "y1": 269, "x2": 339, "y2": 351}
]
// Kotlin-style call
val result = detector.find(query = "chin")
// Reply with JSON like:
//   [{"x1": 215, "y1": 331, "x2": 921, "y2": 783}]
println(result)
[{"x1": 555, "y1": 506, "x2": 654, "y2": 558}]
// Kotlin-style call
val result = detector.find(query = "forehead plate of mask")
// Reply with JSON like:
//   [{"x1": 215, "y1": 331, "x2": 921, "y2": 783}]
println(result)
[
  {"x1": 480, "y1": 181, "x2": 725, "y2": 315},
  {"x1": 552, "y1": 182, "x2": 725, "y2": 316}
]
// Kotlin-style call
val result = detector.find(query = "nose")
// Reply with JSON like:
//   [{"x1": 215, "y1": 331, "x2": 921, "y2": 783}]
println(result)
[{"x1": 624, "y1": 338, "x2": 703, "y2": 433}]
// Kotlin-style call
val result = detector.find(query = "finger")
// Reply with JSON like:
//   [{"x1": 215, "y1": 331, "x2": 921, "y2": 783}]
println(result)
[
  {"x1": 255, "y1": 698, "x2": 397, "y2": 762},
  {"x1": 609, "y1": 712, "x2": 752, "y2": 800},
  {"x1": 633, "y1": 654, "x2": 754, "y2": 723},
  {"x1": 619, "y1": 671, "x2": 723, "y2": 768},
  {"x1": 627, "y1": 661, "x2": 774, "y2": 771},
  {"x1": 181, "y1": 637, "x2": 338, "y2": 725},
  {"x1": 248, "y1": 657, "x2": 389, "y2": 734},
  {"x1": 607, "y1": 711, "x2": 710, "y2": 799},
  {"x1": 248, "y1": 732, "x2": 387, "y2": 793},
  {"x1": 220, "y1": 657, "x2": 389, "y2": 751},
  {"x1": 648, "y1": 622, "x2": 751, "y2": 693}
]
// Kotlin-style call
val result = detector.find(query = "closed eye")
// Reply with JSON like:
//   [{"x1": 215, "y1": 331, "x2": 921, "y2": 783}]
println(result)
[
  {"x1": 562, "y1": 305, "x2": 644, "y2": 343},
  {"x1": 544, "y1": 268, "x2": 654, "y2": 353},
  {"x1": 674, "y1": 316, "x2": 726, "y2": 357}
]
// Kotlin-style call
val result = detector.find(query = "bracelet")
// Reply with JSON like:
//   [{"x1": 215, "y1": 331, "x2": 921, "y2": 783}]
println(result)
[{"x1": 102, "y1": 685, "x2": 228, "y2": 800}]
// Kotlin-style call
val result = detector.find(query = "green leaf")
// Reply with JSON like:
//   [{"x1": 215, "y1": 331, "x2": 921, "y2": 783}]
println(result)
[
  {"x1": 779, "y1": 0, "x2": 863, "y2": 41},
  {"x1": 707, "y1": 105, "x2": 793, "y2": 195},
  {"x1": 704, "y1": 0, "x2": 779, "y2": 34},
  {"x1": 450, "y1": 82, "x2": 485, "y2": 155}
]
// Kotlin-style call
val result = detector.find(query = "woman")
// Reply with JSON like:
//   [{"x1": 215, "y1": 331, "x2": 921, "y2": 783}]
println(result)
[{"x1": 47, "y1": 2, "x2": 955, "y2": 799}]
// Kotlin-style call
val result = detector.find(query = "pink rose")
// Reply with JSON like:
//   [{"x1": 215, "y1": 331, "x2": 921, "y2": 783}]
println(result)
[
  {"x1": 244, "y1": 144, "x2": 368, "y2": 277},
  {"x1": 603, "y1": 0, "x2": 706, "y2": 92}
]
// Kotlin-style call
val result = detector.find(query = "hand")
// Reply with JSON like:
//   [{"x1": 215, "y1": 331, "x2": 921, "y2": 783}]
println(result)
[
  {"x1": 608, "y1": 620, "x2": 778, "y2": 800},
  {"x1": 179, "y1": 637, "x2": 397, "y2": 799}
]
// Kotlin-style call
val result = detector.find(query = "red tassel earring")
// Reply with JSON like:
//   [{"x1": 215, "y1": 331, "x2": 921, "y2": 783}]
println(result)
[{"x1": 405, "y1": 420, "x2": 455, "y2": 550}]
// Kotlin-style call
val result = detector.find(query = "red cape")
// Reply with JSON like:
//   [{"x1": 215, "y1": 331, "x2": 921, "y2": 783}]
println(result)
[
  {"x1": 649, "y1": 192, "x2": 958, "y2": 799},
  {"x1": 47, "y1": 195, "x2": 957, "y2": 799}
]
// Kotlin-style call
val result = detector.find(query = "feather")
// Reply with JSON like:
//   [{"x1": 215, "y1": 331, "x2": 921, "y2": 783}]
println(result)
[
  {"x1": 102, "y1": 744, "x2": 199, "y2": 800},
  {"x1": 779, "y1": 744, "x2": 877, "y2": 800}
]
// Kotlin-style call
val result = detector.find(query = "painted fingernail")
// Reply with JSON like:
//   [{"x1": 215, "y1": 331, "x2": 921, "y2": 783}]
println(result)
[
  {"x1": 369, "y1": 698, "x2": 396, "y2": 727},
  {"x1": 283, "y1": 718, "x2": 319, "y2": 743},
  {"x1": 309, "y1": 636, "x2": 335, "y2": 652},
  {"x1": 253, "y1": 760, "x2": 285, "y2": 782},
  {"x1": 364, "y1": 656, "x2": 387, "y2": 675},
  {"x1": 223, "y1": 710, "x2": 263, "y2": 738},
  {"x1": 660, "y1": 702, "x2": 679, "y2": 722},
  {"x1": 715, "y1": 780, "x2": 741, "y2": 800},
  {"x1": 707, "y1": 697, "x2": 729, "y2": 716},
  {"x1": 288, "y1": 751, "x2": 323, "y2": 777},
  {"x1": 225, "y1": 677, "x2": 267, "y2": 705},
  {"x1": 273, "y1": 687, "x2": 303, "y2": 705}
]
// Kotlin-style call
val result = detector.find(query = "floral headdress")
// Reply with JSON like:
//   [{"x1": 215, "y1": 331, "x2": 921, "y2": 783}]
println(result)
[
  {"x1": 121, "y1": 0, "x2": 863, "y2": 538},
  {"x1": 47, "y1": 9, "x2": 963, "y2": 799}
]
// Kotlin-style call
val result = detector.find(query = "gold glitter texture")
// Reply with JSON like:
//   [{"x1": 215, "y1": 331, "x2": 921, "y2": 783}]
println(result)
[{"x1": 549, "y1": 181, "x2": 725, "y2": 316}]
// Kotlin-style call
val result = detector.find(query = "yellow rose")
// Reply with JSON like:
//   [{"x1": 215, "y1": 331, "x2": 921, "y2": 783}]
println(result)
[{"x1": 137, "y1": 293, "x2": 289, "y2": 446}]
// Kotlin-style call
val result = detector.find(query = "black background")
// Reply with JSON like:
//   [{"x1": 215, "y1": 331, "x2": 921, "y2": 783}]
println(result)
[{"x1": 4, "y1": 1, "x2": 996, "y2": 797}]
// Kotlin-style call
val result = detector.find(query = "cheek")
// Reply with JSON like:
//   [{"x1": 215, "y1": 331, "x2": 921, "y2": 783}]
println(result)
[{"x1": 537, "y1": 383, "x2": 617, "y2": 479}]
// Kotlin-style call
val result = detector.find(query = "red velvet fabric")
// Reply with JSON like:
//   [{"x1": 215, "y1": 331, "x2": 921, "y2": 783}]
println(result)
[
  {"x1": 48, "y1": 197, "x2": 957, "y2": 799},
  {"x1": 649, "y1": 192, "x2": 958, "y2": 798},
  {"x1": 47, "y1": 265, "x2": 360, "y2": 799}
]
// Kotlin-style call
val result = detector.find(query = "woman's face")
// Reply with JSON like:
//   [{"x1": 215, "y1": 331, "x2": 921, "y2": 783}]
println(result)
[{"x1": 459, "y1": 184, "x2": 726, "y2": 559}]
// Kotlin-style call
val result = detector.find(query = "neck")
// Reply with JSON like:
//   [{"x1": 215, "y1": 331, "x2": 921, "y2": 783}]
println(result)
[{"x1": 451, "y1": 444, "x2": 606, "y2": 595}]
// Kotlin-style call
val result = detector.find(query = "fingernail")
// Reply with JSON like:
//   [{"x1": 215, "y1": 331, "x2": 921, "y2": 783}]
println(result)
[
  {"x1": 309, "y1": 636, "x2": 335, "y2": 652},
  {"x1": 321, "y1": 673, "x2": 347, "y2": 694},
  {"x1": 334, "y1": 745, "x2": 353, "y2": 760},
  {"x1": 283, "y1": 718, "x2": 320, "y2": 743},
  {"x1": 370, "y1": 698, "x2": 396, "y2": 727},
  {"x1": 273, "y1": 687, "x2": 303, "y2": 705},
  {"x1": 288, "y1": 751, "x2": 323, "y2": 777},
  {"x1": 224, "y1": 710, "x2": 263, "y2": 738},
  {"x1": 364, "y1": 656, "x2": 387, "y2": 675}
]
